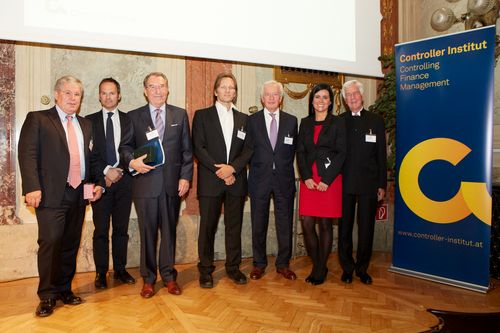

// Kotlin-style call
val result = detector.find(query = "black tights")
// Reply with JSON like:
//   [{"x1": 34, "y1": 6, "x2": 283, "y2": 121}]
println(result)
[{"x1": 301, "y1": 216, "x2": 333, "y2": 283}]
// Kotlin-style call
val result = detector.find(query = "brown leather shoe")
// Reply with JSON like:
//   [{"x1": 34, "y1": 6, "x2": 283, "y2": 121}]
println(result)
[
  {"x1": 250, "y1": 266, "x2": 265, "y2": 280},
  {"x1": 276, "y1": 267, "x2": 297, "y2": 280},
  {"x1": 140, "y1": 283, "x2": 154, "y2": 298},
  {"x1": 165, "y1": 281, "x2": 182, "y2": 295}
]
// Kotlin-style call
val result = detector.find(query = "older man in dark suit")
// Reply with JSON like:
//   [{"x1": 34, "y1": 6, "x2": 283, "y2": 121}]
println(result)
[
  {"x1": 86, "y1": 78, "x2": 134, "y2": 289},
  {"x1": 120, "y1": 72, "x2": 193, "y2": 298},
  {"x1": 339, "y1": 80, "x2": 387, "y2": 285},
  {"x1": 192, "y1": 72, "x2": 252, "y2": 288},
  {"x1": 246, "y1": 80, "x2": 298, "y2": 280},
  {"x1": 18, "y1": 75, "x2": 104, "y2": 317}
]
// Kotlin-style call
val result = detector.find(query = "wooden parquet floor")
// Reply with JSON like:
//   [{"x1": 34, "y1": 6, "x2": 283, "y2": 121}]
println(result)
[{"x1": 1, "y1": 252, "x2": 500, "y2": 333}]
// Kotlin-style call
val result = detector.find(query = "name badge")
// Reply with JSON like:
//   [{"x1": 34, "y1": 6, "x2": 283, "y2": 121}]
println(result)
[
  {"x1": 237, "y1": 129, "x2": 246, "y2": 140},
  {"x1": 284, "y1": 136, "x2": 293, "y2": 145},
  {"x1": 365, "y1": 134, "x2": 376, "y2": 143},
  {"x1": 146, "y1": 129, "x2": 159, "y2": 140}
]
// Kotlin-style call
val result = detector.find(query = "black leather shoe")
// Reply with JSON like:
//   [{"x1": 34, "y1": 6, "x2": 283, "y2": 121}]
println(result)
[
  {"x1": 341, "y1": 271, "x2": 353, "y2": 284},
  {"x1": 95, "y1": 272, "x2": 107, "y2": 289},
  {"x1": 59, "y1": 292, "x2": 83, "y2": 305},
  {"x1": 199, "y1": 273, "x2": 213, "y2": 288},
  {"x1": 113, "y1": 270, "x2": 136, "y2": 284},
  {"x1": 227, "y1": 270, "x2": 247, "y2": 285},
  {"x1": 35, "y1": 298, "x2": 57, "y2": 317},
  {"x1": 356, "y1": 272, "x2": 373, "y2": 285}
]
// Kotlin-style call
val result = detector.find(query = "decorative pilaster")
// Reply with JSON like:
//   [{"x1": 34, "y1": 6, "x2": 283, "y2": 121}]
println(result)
[
  {"x1": 0, "y1": 40, "x2": 19, "y2": 225},
  {"x1": 183, "y1": 58, "x2": 232, "y2": 215}
]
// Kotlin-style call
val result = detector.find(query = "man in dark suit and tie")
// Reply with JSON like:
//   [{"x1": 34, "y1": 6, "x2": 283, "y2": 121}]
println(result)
[
  {"x1": 18, "y1": 75, "x2": 104, "y2": 317},
  {"x1": 339, "y1": 80, "x2": 387, "y2": 285},
  {"x1": 86, "y1": 78, "x2": 135, "y2": 289},
  {"x1": 120, "y1": 72, "x2": 193, "y2": 298},
  {"x1": 192, "y1": 72, "x2": 252, "y2": 288},
  {"x1": 246, "y1": 80, "x2": 298, "y2": 280}
]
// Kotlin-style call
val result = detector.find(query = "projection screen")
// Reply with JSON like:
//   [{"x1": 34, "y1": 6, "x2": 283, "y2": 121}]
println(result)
[{"x1": 0, "y1": 0, "x2": 382, "y2": 77}]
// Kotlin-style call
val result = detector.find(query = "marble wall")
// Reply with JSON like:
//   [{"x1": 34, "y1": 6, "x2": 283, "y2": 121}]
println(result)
[{"x1": 0, "y1": 41, "x2": 18, "y2": 226}]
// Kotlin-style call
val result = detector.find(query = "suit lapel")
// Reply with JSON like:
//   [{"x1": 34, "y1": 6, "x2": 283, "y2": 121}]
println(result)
[
  {"x1": 47, "y1": 107, "x2": 69, "y2": 151},
  {"x1": 229, "y1": 109, "x2": 244, "y2": 161},
  {"x1": 165, "y1": 104, "x2": 175, "y2": 130},
  {"x1": 77, "y1": 114, "x2": 91, "y2": 157},
  {"x1": 317, "y1": 113, "x2": 334, "y2": 144},
  {"x1": 140, "y1": 105, "x2": 155, "y2": 139},
  {"x1": 207, "y1": 105, "x2": 228, "y2": 159},
  {"x1": 257, "y1": 111, "x2": 273, "y2": 151},
  {"x1": 275, "y1": 111, "x2": 287, "y2": 151},
  {"x1": 95, "y1": 110, "x2": 106, "y2": 146}
]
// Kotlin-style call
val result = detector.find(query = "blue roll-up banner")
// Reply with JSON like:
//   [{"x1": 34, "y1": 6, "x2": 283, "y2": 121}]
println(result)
[{"x1": 391, "y1": 26, "x2": 495, "y2": 293}]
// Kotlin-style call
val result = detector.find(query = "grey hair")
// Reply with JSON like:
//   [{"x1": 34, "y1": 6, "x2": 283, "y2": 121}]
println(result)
[
  {"x1": 143, "y1": 72, "x2": 169, "y2": 88},
  {"x1": 341, "y1": 80, "x2": 364, "y2": 98},
  {"x1": 54, "y1": 75, "x2": 84, "y2": 94},
  {"x1": 260, "y1": 80, "x2": 284, "y2": 98}
]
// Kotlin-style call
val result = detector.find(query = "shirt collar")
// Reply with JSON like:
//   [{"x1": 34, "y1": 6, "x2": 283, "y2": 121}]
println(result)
[
  {"x1": 55, "y1": 105, "x2": 76, "y2": 121},
  {"x1": 264, "y1": 108, "x2": 280, "y2": 117},
  {"x1": 103, "y1": 107, "x2": 118, "y2": 115},
  {"x1": 351, "y1": 108, "x2": 363, "y2": 116},
  {"x1": 215, "y1": 101, "x2": 235, "y2": 113},
  {"x1": 149, "y1": 104, "x2": 165, "y2": 113}
]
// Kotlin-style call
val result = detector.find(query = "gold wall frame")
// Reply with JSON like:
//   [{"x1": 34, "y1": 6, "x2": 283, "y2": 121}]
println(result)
[{"x1": 274, "y1": 66, "x2": 345, "y2": 114}]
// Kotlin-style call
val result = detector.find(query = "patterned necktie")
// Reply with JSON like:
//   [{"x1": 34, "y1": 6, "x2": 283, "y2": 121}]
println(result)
[
  {"x1": 155, "y1": 108, "x2": 164, "y2": 140},
  {"x1": 269, "y1": 112, "x2": 277, "y2": 150},
  {"x1": 66, "y1": 115, "x2": 81, "y2": 188},
  {"x1": 106, "y1": 112, "x2": 117, "y2": 165}
]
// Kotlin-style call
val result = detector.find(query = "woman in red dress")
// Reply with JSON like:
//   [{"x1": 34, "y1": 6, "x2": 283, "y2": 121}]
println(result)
[{"x1": 297, "y1": 83, "x2": 346, "y2": 284}]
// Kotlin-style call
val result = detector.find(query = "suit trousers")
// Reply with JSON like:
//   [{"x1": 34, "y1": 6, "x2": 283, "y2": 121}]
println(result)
[
  {"x1": 35, "y1": 184, "x2": 86, "y2": 299},
  {"x1": 197, "y1": 193, "x2": 246, "y2": 274},
  {"x1": 338, "y1": 192, "x2": 378, "y2": 275},
  {"x1": 250, "y1": 175, "x2": 294, "y2": 269},
  {"x1": 91, "y1": 176, "x2": 132, "y2": 274},
  {"x1": 134, "y1": 191, "x2": 180, "y2": 284}
]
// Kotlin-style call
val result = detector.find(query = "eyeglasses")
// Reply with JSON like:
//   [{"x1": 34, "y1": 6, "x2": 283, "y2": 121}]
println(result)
[
  {"x1": 345, "y1": 91, "x2": 361, "y2": 99},
  {"x1": 60, "y1": 90, "x2": 82, "y2": 98},
  {"x1": 146, "y1": 84, "x2": 167, "y2": 91}
]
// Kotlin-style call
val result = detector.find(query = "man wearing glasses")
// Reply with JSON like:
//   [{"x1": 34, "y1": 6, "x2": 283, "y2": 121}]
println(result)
[{"x1": 120, "y1": 72, "x2": 193, "y2": 298}]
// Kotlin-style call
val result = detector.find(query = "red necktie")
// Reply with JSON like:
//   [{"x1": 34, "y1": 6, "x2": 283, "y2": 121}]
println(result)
[{"x1": 66, "y1": 115, "x2": 81, "y2": 188}]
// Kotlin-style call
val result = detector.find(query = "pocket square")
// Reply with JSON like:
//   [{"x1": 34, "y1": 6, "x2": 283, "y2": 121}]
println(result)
[{"x1": 170, "y1": 123, "x2": 179, "y2": 127}]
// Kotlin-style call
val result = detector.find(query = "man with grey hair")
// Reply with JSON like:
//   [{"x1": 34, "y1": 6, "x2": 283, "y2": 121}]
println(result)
[
  {"x1": 120, "y1": 72, "x2": 193, "y2": 298},
  {"x1": 18, "y1": 75, "x2": 104, "y2": 317},
  {"x1": 338, "y1": 79, "x2": 387, "y2": 285},
  {"x1": 246, "y1": 80, "x2": 298, "y2": 280}
]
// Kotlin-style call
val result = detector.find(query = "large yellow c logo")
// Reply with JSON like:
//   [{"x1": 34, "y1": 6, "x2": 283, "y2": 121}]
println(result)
[{"x1": 399, "y1": 138, "x2": 491, "y2": 225}]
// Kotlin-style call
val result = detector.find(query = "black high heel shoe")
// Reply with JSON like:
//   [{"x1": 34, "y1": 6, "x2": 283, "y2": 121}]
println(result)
[{"x1": 311, "y1": 268, "x2": 328, "y2": 285}]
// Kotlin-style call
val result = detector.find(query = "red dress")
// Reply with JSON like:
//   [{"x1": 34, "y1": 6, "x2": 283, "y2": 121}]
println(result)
[{"x1": 299, "y1": 124, "x2": 342, "y2": 218}]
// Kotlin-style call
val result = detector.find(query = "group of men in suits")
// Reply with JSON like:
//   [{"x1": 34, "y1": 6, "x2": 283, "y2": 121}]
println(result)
[
  {"x1": 18, "y1": 72, "x2": 386, "y2": 318},
  {"x1": 192, "y1": 76, "x2": 299, "y2": 288}
]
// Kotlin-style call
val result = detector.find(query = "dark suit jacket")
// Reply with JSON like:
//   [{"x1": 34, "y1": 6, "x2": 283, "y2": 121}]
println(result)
[
  {"x1": 18, "y1": 107, "x2": 102, "y2": 207},
  {"x1": 246, "y1": 109, "x2": 297, "y2": 199},
  {"x1": 86, "y1": 109, "x2": 132, "y2": 179},
  {"x1": 340, "y1": 109, "x2": 387, "y2": 194},
  {"x1": 192, "y1": 105, "x2": 251, "y2": 197},
  {"x1": 120, "y1": 104, "x2": 193, "y2": 198},
  {"x1": 296, "y1": 113, "x2": 346, "y2": 186}
]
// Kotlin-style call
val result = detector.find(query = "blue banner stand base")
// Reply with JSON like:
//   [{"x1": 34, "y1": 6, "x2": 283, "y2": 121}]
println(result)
[{"x1": 389, "y1": 266, "x2": 490, "y2": 293}]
